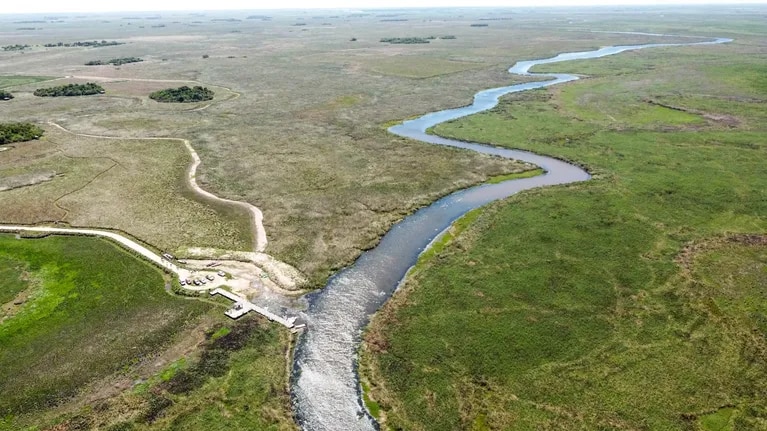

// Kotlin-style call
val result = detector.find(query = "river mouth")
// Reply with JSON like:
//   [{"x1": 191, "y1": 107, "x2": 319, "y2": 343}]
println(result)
[{"x1": 289, "y1": 36, "x2": 732, "y2": 431}]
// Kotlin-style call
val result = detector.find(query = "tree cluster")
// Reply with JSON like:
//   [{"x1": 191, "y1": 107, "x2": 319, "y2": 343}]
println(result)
[
  {"x1": 33, "y1": 83, "x2": 105, "y2": 97},
  {"x1": 85, "y1": 57, "x2": 143, "y2": 66},
  {"x1": 2, "y1": 44, "x2": 30, "y2": 51},
  {"x1": 43, "y1": 40, "x2": 124, "y2": 48},
  {"x1": 0, "y1": 122, "x2": 44, "y2": 145},
  {"x1": 149, "y1": 86, "x2": 214, "y2": 103},
  {"x1": 380, "y1": 37, "x2": 431, "y2": 44}
]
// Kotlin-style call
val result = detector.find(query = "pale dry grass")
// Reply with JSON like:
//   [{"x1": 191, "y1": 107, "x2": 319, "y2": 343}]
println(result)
[{"x1": 0, "y1": 126, "x2": 252, "y2": 253}]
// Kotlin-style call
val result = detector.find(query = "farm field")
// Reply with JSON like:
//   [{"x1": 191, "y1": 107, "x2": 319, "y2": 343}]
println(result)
[{"x1": 362, "y1": 10, "x2": 767, "y2": 431}]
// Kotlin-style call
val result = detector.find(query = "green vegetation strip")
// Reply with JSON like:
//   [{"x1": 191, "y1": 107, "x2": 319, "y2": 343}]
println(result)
[
  {"x1": 486, "y1": 168, "x2": 544, "y2": 184},
  {"x1": 0, "y1": 75, "x2": 54, "y2": 89},
  {"x1": 364, "y1": 45, "x2": 767, "y2": 430}
]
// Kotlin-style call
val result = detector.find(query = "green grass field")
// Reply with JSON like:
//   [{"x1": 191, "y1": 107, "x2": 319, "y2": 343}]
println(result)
[
  {"x1": 0, "y1": 75, "x2": 53, "y2": 89},
  {"x1": 0, "y1": 234, "x2": 210, "y2": 427},
  {"x1": 362, "y1": 21, "x2": 767, "y2": 431},
  {"x1": 0, "y1": 234, "x2": 293, "y2": 431},
  {"x1": 50, "y1": 318, "x2": 295, "y2": 431}
]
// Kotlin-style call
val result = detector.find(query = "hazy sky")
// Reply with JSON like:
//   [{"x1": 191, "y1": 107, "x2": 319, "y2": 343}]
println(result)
[{"x1": 1, "y1": 0, "x2": 763, "y2": 14}]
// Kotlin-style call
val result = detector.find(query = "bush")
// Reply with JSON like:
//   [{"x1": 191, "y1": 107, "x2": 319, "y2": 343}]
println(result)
[
  {"x1": 380, "y1": 37, "x2": 430, "y2": 44},
  {"x1": 85, "y1": 57, "x2": 142, "y2": 66},
  {"x1": 149, "y1": 86, "x2": 214, "y2": 103},
  {"x1": 33, "y1": 82, "x2": 105, "y2": 97},
  {"x1": 0, "y1": 90, "x2": 13, "y2": 100},
  {"x1": 0, "y1": 122, "x2": 44, "y2": 145},
  {"x1": 2, "y1": 44, "x2": 30, "y2": 51}
]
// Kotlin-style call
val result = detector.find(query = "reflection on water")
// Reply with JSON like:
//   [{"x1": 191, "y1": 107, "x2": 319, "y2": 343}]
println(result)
[{"x1": 291, "y1": 36, "x2": 731, "y2": 431}]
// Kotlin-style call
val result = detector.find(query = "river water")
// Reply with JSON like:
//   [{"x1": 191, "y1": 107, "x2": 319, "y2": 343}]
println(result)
[{"x1": 290, "y1": 36, "x2": 731, "y2": 431}]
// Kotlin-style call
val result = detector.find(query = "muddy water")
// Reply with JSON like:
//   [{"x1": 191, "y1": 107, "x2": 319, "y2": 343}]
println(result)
[{"x1": 290, "y1": 36, "x2": 731, "y2": 431}]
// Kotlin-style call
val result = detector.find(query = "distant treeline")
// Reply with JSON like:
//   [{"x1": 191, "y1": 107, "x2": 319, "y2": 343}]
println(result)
[
  {"x1": 43, "y1": 40, "x2": 124, "y2": 48},
  {"x1": 381, "y1": 19, "x2": 408, "y2": 22},
  {"x1": 246, "y1": 15, "x2": 272, "y2": 20},
  {"x1": 381, "y1": 37, "x2": 431, "y2": 44},
  {"x1": 0, "y1": 122, "x2": 44, "y2": 145},
  {"x1": 149, "y1": 86, "x2": 214, "y2": 103},
  {"x1": 85, "y1": 57, "x2": 143, "y2": 66},
  {"x1": 2, "y1": 44, "x2": 30, "y2": 51},
  {"x1": 470, "y1": 23, "x2": 490, "y2": 27},
  {"x1": 33, "y1": 83, "x2": 105, "y2": 97},
  {"x1": 0, "y1": 90, "x2": 13, "y2": 100},
  {"x1": 381, "y1": 35, "x2": 457, "y2": 44}
]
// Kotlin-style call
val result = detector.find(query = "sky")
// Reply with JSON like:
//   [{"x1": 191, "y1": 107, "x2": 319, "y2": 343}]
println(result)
[{"x1": 0, "y1": 0, "x2": 763, "y2": 14}]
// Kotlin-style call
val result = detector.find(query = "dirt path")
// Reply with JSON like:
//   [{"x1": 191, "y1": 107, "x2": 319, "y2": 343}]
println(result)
[{"x1": 46, "y1": 122, "x2": 267, "y2": 252}]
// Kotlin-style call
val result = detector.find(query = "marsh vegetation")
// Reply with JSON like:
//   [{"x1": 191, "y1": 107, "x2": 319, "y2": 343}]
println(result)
[{"x1": 363, "y1": 13, "x2": 767, "y2": 429}]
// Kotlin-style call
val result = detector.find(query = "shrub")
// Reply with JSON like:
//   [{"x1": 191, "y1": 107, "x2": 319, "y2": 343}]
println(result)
[
  {"x1": 149, "y1": 86, "x2": 214, "y2": 103},
  {"x1": 0, "y1": 122, "x2": 44, "y2": 145},
  {"x1": 33, "y1": 82, "x2": 105, "y2": 97},
  {"x1": 380, "y1": 37, "x2": 431, "y2": 44}
]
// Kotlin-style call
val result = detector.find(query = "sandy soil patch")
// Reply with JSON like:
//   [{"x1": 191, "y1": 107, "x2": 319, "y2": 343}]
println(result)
[{"x1": 0, "y1": 171, "x2": 57, "y2": 192}]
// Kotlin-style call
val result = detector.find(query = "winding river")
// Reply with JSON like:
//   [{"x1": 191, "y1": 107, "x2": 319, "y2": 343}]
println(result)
[{"x1": 290, "y1": 36, "x2": 732, "y2": 431}]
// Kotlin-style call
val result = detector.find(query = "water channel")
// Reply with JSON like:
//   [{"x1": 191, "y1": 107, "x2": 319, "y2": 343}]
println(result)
[{"x1": 290, "y1": 35, "x2": 732, "y2": 431}]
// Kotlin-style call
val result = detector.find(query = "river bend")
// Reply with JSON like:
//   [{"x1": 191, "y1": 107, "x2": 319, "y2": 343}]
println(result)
[{"x1": 290, "y1": 36, "x2": 731, "y2": 431}]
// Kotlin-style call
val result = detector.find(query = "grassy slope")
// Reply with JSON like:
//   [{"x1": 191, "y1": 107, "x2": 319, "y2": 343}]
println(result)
[
  {"x1": 0, "y1": 234, "x2": 210, "y2": 426},
  {"x1": 0, "y1": 234, "x2": 293, "y2": 431},
  {"x1": 363, "y1": 26, "x2": 767, "y2": 431},
  {"x1": 60, "y1": 318, "x2": 295, "y2": 431}
]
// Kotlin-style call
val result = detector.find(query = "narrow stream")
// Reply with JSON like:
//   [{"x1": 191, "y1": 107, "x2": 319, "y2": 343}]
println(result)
[{"x1": 290, "y1": 36, "x2": 731, "y2": 431}]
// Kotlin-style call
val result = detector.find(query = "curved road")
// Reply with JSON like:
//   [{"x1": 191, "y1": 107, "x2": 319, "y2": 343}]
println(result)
[{"x1": 46, "y1": 122, "x2": 268, "y2": 252}]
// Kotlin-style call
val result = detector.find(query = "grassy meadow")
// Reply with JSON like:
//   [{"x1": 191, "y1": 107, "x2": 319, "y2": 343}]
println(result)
[
  {"x1": 0, "y1": 234, "x2": 293, "y2": 431},
  {"x1": 362, "y1": 12, "x2": 767, "y2": 431},
  {"x1": 0, "y1": 126, "x2": 253, "y2": 254},
  {"x1": 0, "y1": 7, "x2": 716, "y2": 283}
]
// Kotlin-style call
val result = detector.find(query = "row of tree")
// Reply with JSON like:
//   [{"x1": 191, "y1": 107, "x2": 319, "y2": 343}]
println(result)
[
  {"x1": 380, "y1": 35, "x2": 457, "y2": 44},
  {"x1": 0, "y1": 122, "x2": 43, "y2": 145},
  {"x1": 380, "y1": 37, "x2": 431, "y2": 44},
  {"x1": 43, "y1": 40, "x2": 124, "y2": 48},
  {"x1": 33, "y1": 83, "x2": 105, "y2": 97},
  {"x1": 149, "y1": 86, "x2": 214, "y2": 103},
  {"x1": 85, "y1": 57, "x2": 143, "y2": 66},
  {"x1": 2, "y1": 44, "x2": 30, "y2": 51}
]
